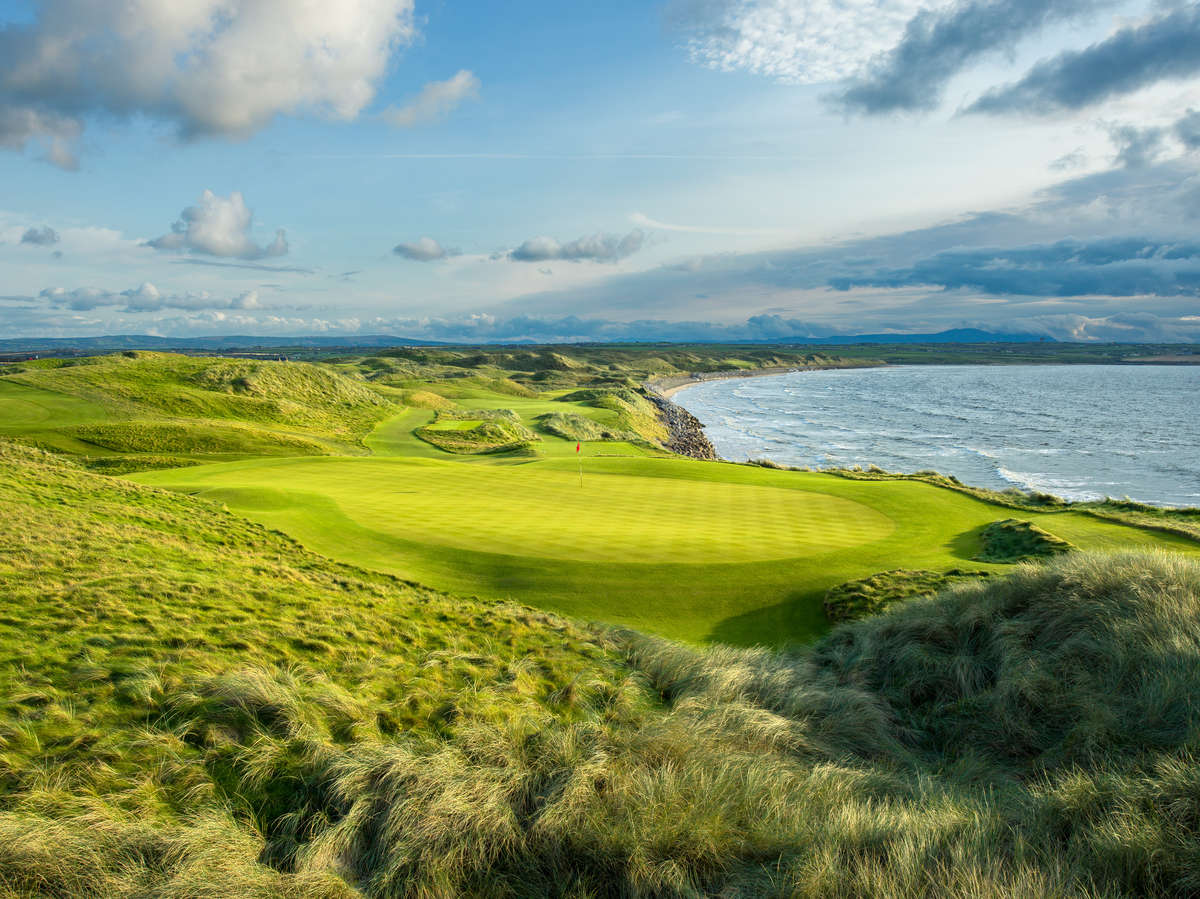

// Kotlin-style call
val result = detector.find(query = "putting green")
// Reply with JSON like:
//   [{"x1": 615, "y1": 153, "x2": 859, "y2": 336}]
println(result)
[
  {"x1": 136, "y1": 456, "x2": 895, "y2": 563},
  {"x1": 132, "y1": 449, "x2": 1200, "y2": 646}
]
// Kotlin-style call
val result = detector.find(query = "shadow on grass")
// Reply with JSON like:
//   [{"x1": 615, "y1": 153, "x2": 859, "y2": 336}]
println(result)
[
  {"x1": 706, "y1": 589, "x2": 830, "y2": 647},
  {"x1": 949, "y1": 524, "x2": 987, "y2": 561}
]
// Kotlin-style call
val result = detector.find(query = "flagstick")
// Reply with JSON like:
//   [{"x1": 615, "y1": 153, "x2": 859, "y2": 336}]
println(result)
[{"x1": 577, "y1": 442, "x2": 583, "y2": 488}]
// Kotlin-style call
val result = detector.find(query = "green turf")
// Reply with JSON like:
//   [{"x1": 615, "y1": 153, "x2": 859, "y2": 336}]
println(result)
[{"x1": 134, "y1": 449, "x2": 1200, "y2": 645}]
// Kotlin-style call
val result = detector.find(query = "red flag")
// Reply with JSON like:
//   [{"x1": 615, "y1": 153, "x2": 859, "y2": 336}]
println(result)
[{"x1": 575, "y1": 442, "x2": 580, "y2": 453}]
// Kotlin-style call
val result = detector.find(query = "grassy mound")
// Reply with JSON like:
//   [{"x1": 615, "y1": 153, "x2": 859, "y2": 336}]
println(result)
[
  {"x1": 6, "y1": 456, "x2": 1200, "y2": 899},
  {"x1": 414, "y1": 409, "x2": 540, "y2": 455},
  {"x1": 824, "y1": 567, "x2": 992, "y2": 622},
  {"x1": 0, "y1": 352, "x2": 395, "y2": 458},
  {"x1": 557, "y1": 388, "x2": 668, "y2": 445},
  {"x1": 975, "y1": 518, "x2": 1075, "y2": 562},
  {"x1": 534, "y1": 411, "x2": 630, "y2": 442}
]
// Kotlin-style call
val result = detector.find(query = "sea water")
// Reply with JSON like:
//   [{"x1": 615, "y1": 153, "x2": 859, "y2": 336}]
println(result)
[{"x1": 672, "y1": 364, "x2": 1200, "y2": 508}]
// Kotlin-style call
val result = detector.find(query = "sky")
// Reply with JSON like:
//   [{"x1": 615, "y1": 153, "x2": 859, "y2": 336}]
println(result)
[{"x1": 1, "y1": 0, "x2": 1199, "y2": 343}]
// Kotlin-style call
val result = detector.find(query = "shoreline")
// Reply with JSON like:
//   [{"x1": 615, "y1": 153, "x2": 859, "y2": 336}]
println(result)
[
  {"x1": 645, "y1": 363, "x2": 880, "y2": 461},
  {"x1": 647, "y1": 362, "x2": 879, "y2": 400}
]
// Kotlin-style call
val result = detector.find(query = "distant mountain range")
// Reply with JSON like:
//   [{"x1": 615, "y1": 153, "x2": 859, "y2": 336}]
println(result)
[{"x1": 0, "y1": 328, "x2": 1051, "y2": 354}]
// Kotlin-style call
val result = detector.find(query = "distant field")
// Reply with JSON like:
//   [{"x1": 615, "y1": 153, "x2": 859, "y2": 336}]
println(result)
[{"x1": 136, "y1": 409, "x2": 1200, "y2": 644}]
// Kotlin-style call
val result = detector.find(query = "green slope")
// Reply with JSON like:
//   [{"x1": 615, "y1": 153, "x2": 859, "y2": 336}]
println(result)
[{"x1": 0, "y1": 352, "x2": 397, "y2": 460}]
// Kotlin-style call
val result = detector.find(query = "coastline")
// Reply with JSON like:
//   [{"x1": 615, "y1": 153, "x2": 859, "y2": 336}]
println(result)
[
  {"x1": 645, "y1": 362, "x2": 881, "y2": 461},
  {"x1": 647, "y1": 362, "x2": 879, "y2": 400}
]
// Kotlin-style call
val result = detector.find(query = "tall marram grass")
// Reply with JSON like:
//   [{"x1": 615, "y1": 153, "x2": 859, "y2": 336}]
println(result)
[{"x1": 6, "y1": 551, "x2": 1200, "y2": 896}]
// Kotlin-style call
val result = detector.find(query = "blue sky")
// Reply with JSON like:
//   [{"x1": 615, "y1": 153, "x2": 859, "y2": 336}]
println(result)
[{"x1": 1, "y1": 0, "x2": 1199, "y2": 342}]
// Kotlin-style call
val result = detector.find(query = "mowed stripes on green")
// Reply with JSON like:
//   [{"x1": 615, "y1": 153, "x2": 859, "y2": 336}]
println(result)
[{"x1": 134, "y1": 456, "x2": 894, "y2": 563}]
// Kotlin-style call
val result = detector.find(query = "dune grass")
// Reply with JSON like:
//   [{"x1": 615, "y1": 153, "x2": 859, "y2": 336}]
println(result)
[{"x1": 4, "y1": 444, "x2": 1200, "y2": 897}]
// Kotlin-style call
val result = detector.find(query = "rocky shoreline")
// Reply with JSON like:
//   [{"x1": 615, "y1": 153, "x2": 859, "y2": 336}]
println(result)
[{"x1": 645, "y1": 392, "x2": 719, "y2": 461}]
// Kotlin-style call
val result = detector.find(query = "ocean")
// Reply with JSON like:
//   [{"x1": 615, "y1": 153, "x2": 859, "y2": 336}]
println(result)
[{"x1": 672, "y1": 364, "x2": 1200, "y2": 508}]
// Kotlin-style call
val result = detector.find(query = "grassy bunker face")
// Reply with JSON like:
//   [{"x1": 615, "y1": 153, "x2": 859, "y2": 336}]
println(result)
[
  {"x1": 414, "y1": 409, "x2": 539, "y2": 454},
  {"x1": 824, "y1": 568, "x2": 992, "y2": 622},
  {"x1": 975, "y1": 518, "x2": 1074, "y2": 563}
]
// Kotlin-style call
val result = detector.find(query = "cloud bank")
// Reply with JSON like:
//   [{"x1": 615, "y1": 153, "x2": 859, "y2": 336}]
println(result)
[
  {"x1": 148, "y1": 191, "x2": 287, "y2": 260},
  {"x1": 40, "y1": 282, "x2": 261, "y2": 313}
]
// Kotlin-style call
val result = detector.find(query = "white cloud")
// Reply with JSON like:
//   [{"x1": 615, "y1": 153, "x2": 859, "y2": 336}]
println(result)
[
  {"x1": 0, "y1": 0, "x2": 415, "y2": 162},
  {"x1": 383, "y1": 70, "x2": 481, "y2": 127},
  {"x1": 669, "y1": 0, "x2": 950, "y2": 84},
  {"x1": 149, "y1": 190, "x2": 287, "y2": 260},
  {"x1": 393, "y1": 236, "x2": 460, "y2": 261},
  {"x1": 509, "y1": 230, "x2": 646, "y2": 263}
]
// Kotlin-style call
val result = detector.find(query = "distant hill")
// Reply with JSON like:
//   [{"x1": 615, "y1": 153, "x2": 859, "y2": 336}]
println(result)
[
  {"x1": 0, "y1": 334, "x2": 445, "y2": 354},
  {"x1": 769, "y1": 328, "x2": 1053, "y2": 345},
  {"x1": 0, "y1": 327, "x2": 1053, "y2": 355}
]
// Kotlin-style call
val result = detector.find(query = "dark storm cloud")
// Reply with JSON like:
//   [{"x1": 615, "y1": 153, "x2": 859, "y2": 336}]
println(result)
[
  {"x1": 835, "y1": 0, "x2": 1106, "y2": 114},
  {"x1": 968, "y1": 4, "x2": 1200, "y2": 115},
  {"x1": 20, "y1": 226, "x2": 60, "y2": 246},
  {"x1": 1177, "y1": 110, "x2": 1200, "y2": 150}
]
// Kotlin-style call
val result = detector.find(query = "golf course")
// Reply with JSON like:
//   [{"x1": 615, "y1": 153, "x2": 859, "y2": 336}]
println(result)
[
  {"x1": 5, "y1": 346, "x2": 1200, "y2": 897},
  {"x1": 3, "y1": 349, "x2": 1196, "y2": 644}
]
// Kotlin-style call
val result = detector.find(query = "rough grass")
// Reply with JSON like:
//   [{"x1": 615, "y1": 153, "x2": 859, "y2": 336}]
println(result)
[
  {"x1": 4, "y1": 452, "x2": 1200, "y2": 897},
  {"x1": 975, "y1": 518, "x2": 1075, "y2": 563},
  {"x1": 823, "y1": 567, "x2": 992, "y2": 622}
]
